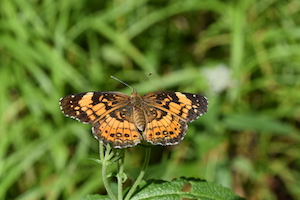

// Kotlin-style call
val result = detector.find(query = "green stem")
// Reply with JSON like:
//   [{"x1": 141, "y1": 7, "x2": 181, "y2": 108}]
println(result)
[
  {"x1": 124, "y1": 147, "x2": 152, "y2": 200},
  {"x1": 100, "y1": 142, "x2": 117, "y2": 200},
  {"x1": 117, "y1": 151, "x2": 125, "y2": 200}
]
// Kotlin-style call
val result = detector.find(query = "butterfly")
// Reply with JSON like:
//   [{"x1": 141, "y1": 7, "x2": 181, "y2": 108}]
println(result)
[{"x1": 59, "y1": 76, "x2": 208, "y2": 148}]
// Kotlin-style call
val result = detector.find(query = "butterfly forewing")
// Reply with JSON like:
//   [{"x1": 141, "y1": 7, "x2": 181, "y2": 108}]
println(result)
[
  {"x1": 60, "y1": 91, "x2": 130, "y2": 123},
  {"x1": 142, "y1": 91, "x2": 208, "y2": 122}
]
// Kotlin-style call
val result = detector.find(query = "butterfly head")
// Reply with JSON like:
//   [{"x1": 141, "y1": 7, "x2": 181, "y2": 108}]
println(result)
[{"x1": 130, "y1": 89, "x2": 143, "y2": 104}]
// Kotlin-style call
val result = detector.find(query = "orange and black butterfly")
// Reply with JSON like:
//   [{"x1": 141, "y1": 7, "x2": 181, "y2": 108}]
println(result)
[{"x1": 59, "y1": 75, "x2": 208, "y2": 148}]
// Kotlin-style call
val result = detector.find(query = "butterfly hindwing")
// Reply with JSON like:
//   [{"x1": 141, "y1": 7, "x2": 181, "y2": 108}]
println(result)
[
  {"x1": 142, "y1": 105, "x2": 187, "y2": 145},
  {"x1": 92, "y1": 105, "x2": 142, "y2": 148}
]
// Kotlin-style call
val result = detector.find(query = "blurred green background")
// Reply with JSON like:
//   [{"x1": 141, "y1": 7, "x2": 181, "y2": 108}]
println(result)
[{"x1": 1, "y1": 0, "x2": 299, "y2": 199}]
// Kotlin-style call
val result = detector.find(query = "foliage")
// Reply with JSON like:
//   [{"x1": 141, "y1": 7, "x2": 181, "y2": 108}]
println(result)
[
  {"x1": 81, "y1": 177, "x2": 245, "y2": 200},
  {"x1": 83, "y1": 144, "x2": 244, "y2": 200},
  {"x1": 1, "y1": 0, "x2": 299, "y2": 199}
]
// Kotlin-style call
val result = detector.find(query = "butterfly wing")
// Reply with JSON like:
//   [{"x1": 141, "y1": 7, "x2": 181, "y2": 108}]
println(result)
[
  {"x1": 92, "y1": 105, "x2": 142, "y2": 148},
  {"x1": 142, "y1": 91, "x2": 208, "y2": 146},
  {"x1": 59, "y1": 91, "x2": 142, "y2": 148}
]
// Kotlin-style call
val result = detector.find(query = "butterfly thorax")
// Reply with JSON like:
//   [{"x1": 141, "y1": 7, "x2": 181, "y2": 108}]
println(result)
[{"x1": 130, "y1": 90, "x2": 146, "y2": 132}]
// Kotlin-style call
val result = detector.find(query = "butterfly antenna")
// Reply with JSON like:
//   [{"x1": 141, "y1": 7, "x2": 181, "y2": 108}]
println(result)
[
  {"x1": 136, "y1": 72, "x2": 152, "y2": 90},
  {"x1": 110, "y1": 75, "x2": 134, "y2": 91}
]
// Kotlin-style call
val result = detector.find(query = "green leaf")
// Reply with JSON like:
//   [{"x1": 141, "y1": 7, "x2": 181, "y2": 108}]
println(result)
[
  {"x1": 130, "y1": 177, "x2": 245, "y2": 200},
  {"x1": 80, "y1": 194, "x2": 110, "y2": 200}
]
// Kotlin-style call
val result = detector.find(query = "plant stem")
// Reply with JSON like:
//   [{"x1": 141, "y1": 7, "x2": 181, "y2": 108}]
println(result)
[
  {"x1": 117, "y1": 151, "x2": 125, "y2": 200},
  {"x1": 124, "y1": 147, "x2": 152, "y2": 200},
  {"x1": 100, "y1": 142, "x2": 117, "y2": 200}
]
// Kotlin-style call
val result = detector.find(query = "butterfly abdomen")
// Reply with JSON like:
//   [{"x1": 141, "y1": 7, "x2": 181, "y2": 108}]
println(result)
[
  {"x1": 130, "y1": 90, "x2": 147, "y2": 132},
  {"x1": 132, "y1": 107, "x2": 146, "y2": 131}
]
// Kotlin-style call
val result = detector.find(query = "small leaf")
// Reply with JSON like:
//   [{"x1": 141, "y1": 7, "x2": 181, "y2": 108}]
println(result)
[
  {"x1": 89, "y1": 158, "x2": 103, "y2": 165},
  {"x1": 131, "y1": 177, "x2": 245, "y2": 200}
]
